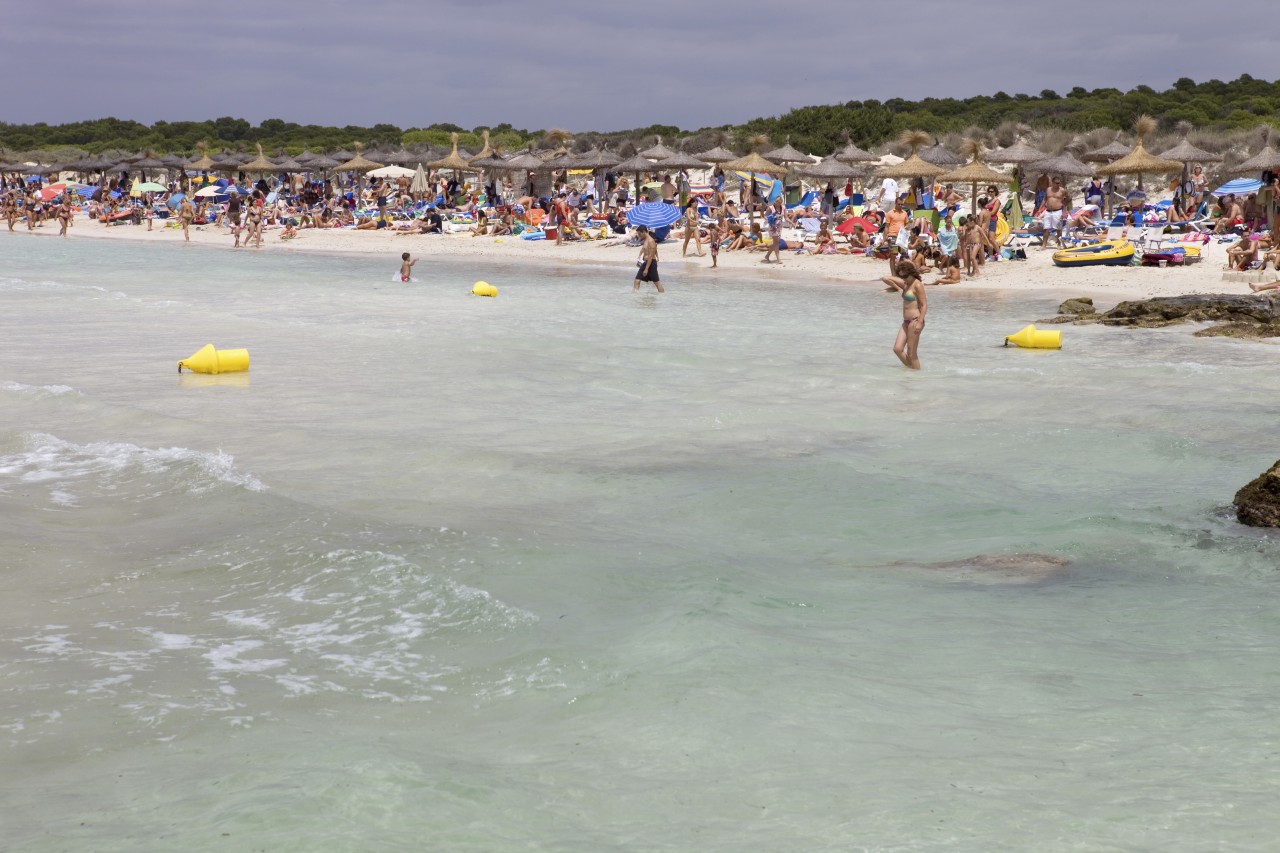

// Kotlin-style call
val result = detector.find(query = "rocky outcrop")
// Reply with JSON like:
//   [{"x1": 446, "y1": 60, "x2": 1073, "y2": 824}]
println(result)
[
  {"x1": 1234, "y1": 460, "x2": 1280, "y2": 527},
  {"x1": 1043, "y1": 293, "x2": 1280, "y2": 339}
]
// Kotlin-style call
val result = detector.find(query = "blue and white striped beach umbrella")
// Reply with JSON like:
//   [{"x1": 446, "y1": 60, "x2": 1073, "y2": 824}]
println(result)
[{"x1": 626, "y1": 201, "x2": 685, "y2": 228}]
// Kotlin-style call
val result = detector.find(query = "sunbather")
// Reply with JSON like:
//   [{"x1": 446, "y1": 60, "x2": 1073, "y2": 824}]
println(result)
[{"x1": 1226, "y1": 234, "x2": 1259, "y2": 270}]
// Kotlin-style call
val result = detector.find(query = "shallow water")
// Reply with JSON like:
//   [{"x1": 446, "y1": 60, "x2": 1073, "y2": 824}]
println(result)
[{"x1": 2, "y1": 236, "x2": 1279, "y2": 851}]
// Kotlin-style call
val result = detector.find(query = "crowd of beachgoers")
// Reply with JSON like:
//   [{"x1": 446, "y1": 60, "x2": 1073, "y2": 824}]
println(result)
[{"x1": 3, "y1": 137, "x2": 1279, "y2": 298}]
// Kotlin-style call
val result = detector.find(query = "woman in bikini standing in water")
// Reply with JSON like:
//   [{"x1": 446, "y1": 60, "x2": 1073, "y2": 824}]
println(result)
[{"x1": 881, "y1": 260, "x2": 926, "y2": 370}]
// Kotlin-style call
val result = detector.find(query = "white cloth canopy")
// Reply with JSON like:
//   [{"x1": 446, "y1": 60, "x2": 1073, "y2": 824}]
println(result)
[{"x1": 366, "y1": 165, "x2": 415, "y2": 178}]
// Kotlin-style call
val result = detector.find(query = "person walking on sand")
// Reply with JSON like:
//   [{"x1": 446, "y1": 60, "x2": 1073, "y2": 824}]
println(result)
[
  {"x1": 2, "y1": 191, "x2": 16, "y2": 231},
  {"x1": 177, "y1": 196, "x2": 195, "y2": 241},
  {"x1": 881, "y1": 260, "x2": 926, "y2": 370},
  {"x1": 399, "y1": 252, "x2": 417, "y2": 282},
  {"x1": 633, "y1": 225, "x2": 663, "y2": 293},
  {"x1": 681, "y1": 199, "x2": 705, "y2": 257}
]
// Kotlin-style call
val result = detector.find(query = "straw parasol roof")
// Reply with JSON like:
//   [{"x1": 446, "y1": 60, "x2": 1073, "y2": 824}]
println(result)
[
  {"x1": 919, "y1": 144, "x2": 965, "y2": 166},
  {"x1": 1027, "y1": 151, "x2": 1095, "y2": 178},
  {"x1": 428, "y1": 133, "x2": 472, "y2": 172},
  {"x1": 614, "y1": 153, "x2": 657, "y2": 173},
  {"x1": 721, "y1": 151, "x2": 785, "y2": 174},
  {"x1": 1159, "y1": 137, "x2": 1223, "y2": 164},
  {"x1": 640, "y1": 137, "x2": 676, "y2": 160},
  {"x1": 990, "y1": 137, "x2": 1049, "y2": 165},
  {"x1": 694, "y1": 145, "x2": 737, "y2": 163},
  {"x1": 801, "y1": 155, "x2": 861, "y2": 180},
  {"x1": 470, "y1": 152, "x2": 509, "y2": 169},
  {"x1": 501, "y1": 152, "x2": 549, "y2": 171},
  {"x1": 274, "y1": 156, "x2": 304, "y2": 172},
  {"x1": 1081, "y1": 139, "x2": 1131, "y2": 164},
  {"x1": 1231, "y1": 145, "x2": 1280, "y2": 174},
  {"x1": 1096, "y1": 141, "x2": 1183, "y2": 177},
  {"x1": 655, "y1": 149, "x2": 710, "y2": 170},
  {"x1": 307, "y1": 155, "x2": 340, "y2": 170},
  {"x1": 876, "y1": 153, "x2": 945, "y2": 180},
  {"x1": 835, "y1": 141, "x2": 877, "y2": 164},
  {"x1": 468, "y1": 130, "x2": 494, "y2": 166},
  {"x1": 329, "y1": 149, "x2": 354, "y2": 162},
  {"x1": 541, "y1": 148, "x2": 579, "y2": 170},
  {"x1": 333, "y1": 144, "x2": 383, "y2": 173},
  {"x1": 763, "y1": 139, "x2": 810, "y2": 164},
  {"x1": 240, "y1": 144, "x2": 278, "y2": 174},
  {"x1": 187, "y1": 153, "x2": 217, "y2": 171},
  {"x1": 939, "y1": 158, "x2": 1012, "y2": 185},
  {"x1": 574, "y1": 148, "x2": 622, "y2": 169},
  {"x1": 294, "y1": 149, "x2": 318, "y2": 165}
]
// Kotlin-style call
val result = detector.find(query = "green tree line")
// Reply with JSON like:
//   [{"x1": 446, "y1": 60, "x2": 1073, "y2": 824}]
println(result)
[{"x1": 1, "y1": 75, "x2": 1276, "y2": 158}]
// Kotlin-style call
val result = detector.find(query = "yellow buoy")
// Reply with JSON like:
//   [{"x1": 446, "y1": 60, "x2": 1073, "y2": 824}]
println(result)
[
  {"x1": 1004, "y1": 324, "x2": 1061, "y2": 349},
  {"x1": 472, "y1": 281, "x2": 498, "y2": 297},
  {"x1": 178, "y1": 344, "x2": 250, "y2": 374}
]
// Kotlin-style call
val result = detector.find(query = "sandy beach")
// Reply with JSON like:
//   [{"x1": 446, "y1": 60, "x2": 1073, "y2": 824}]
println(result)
[{"x1": 16, "y1": 215, "x2": 1273, "y2": 306}]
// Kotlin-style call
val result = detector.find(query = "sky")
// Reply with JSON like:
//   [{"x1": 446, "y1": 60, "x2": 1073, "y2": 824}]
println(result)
[{"x1": 5, "y1": 0, "x2": 1276, "y2": 133}]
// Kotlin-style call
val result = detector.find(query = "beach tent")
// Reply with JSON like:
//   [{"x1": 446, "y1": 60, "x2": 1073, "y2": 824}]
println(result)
[{"x1": 1212, "y1": 177, "x2": 1263, "y2": 196}]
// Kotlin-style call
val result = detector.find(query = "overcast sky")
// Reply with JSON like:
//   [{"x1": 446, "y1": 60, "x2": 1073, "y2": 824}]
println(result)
[{"x1": 5, "y1": 0, "x2": 1274, "y2": 133}]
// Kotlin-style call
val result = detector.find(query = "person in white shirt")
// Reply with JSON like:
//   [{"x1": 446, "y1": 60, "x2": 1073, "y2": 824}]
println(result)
[{"x1": 879, "y1": 176, "x2": 899, "y2": 210}]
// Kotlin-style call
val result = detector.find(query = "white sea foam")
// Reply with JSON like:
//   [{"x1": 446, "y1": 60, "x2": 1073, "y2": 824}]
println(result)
[
  {"x1": 1, "y1": 380, "x2": 81, "y2": 396},
  {"x1": 0, "y1": 433, "x2": 267, "y2": 503}
]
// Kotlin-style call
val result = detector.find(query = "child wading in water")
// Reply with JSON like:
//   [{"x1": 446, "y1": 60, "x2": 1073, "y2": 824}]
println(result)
[{"x1": 399, "y1": 252, "x2": 417, "y2": 282}]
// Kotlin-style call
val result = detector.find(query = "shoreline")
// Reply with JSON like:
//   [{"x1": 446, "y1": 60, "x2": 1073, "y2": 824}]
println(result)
[{"x1": 7, "y1": 216, "x2": 1270, "y2": 307}]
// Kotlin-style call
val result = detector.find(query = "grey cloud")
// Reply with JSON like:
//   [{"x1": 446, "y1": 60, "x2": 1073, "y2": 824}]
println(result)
[{"x1": 5, "y1": 0, "x2": 1272, "y2": 134}]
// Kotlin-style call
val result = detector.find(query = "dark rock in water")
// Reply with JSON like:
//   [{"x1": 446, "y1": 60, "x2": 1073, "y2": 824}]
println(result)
[
  {"x1": 901, "y1": 553, "x2": 1070, "y2": 585},
  {"x1": 1100, "y1": 292, "x2": 1280, "y2": 333},
  {"x1": 1044, "y1": 293, "x2": 1280, "y2": 339},
  {"x1": 1058, "y1": 297, "x2": 1096, "y2": 315},
  {"x1": 1234, "y1": 460, "x2": 1280, "y2": 527},
  {"x1": 1040, "y1": 297, "x2": 1100, "y2": 324}
]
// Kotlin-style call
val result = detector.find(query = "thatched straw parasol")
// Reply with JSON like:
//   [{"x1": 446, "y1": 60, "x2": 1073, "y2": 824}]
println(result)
[
  {"x1": 428, "y1": 133, "x2": 472, "y2": 172},
  {"x1": 721, "y1": 151, "x2": 785, "y2": 174},
  {"x1": 835, "y1": 140, "x2": 877, "y2": 164},
  {"x1": 1096, "y1": 139, "x2": 1183, "y2": 177},
  {"x1": 307, "y1": 155, "x2": 340, "y2": 170},
  {"x1": 939, "y1": 142, "x2": 1013, "y2": 214},
  {"x1": 501, "y1": 152, "x2": 548, "y2": 171},
  {"x1": 294, "y1": 149, "x2": 318, "y2": 165},
  {"x1": 919, "y1": 143, "x2": 965, "y2": 166},
  {"x1": 876, "y1": 154, "x2": 945, "y2": 180},
  {"x1": 640, "y1": 137, "x2": 676, "y2": 160},
  {"x1": 763, "y1": 138, "x2": 810, "y2": 164},
  {"x1": 801, "y1": 154, "x2": 861, "y2": 181},
  {"x1": 333, "y1": 143, "x2": 384, "y2": 173},
  {"x1": 274, "y1": 156, "x2": 304, "y2": 172},
  {"x1": 575, "y1": 148, "x2": 622, "y2": 169},
  {"x1": 1159, "y1": 137, "x2": 1222, "y2": 164},
  {"x1": 694, "y1": 145, "x2": 737, "y2": 164},
  {"x1": 613, "y1": 153, "x2": 658, "y2": 202},
  {"x1": 467, "y1": 130, "x2": 494, "y2": 166},
  {"x1": 1081, "y1": 138, "x2": 1130, "y2": 164},
  {"x1": 876, "y1": 130, "x2": 946, "y2": 183},
  {"x1": 240, "y1": 143, "x2": 278, "y2": 174},
  {"x1": 328, "y1": 149, "x2": 354, "y2": 162},
  {"x1": 655, "y1": 149, "x2": 710, "y2": 170},
  {"x1": 990, "y1": 137, "x2": 1049, "y2": 165},
  {"x1": 540, "y1": 147, "x2": 578, "y2": 171},
  {"x1": 1231, "y1": 145, "x2": 1280, "y2": 174},
  {"x1": 1027, "y1": 151, "x2": 1095, "y2": 178}
]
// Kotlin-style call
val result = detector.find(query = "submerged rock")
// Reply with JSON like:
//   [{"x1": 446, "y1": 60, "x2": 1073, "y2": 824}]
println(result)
[
  {"x1": 898, "y1": 553, "x2": 1070, "y2": 586},
  {"x1": 1234, "y1": 460, "x2": 1280, "y2": 527},
  {"x1": 1058, "y1": 297, "x2": 1097, "y2": 315}
]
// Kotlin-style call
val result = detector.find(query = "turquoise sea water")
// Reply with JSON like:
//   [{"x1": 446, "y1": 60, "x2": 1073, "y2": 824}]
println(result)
[{"x1": 2, "y1": 236, "x2": 1279, "y2": 851}]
